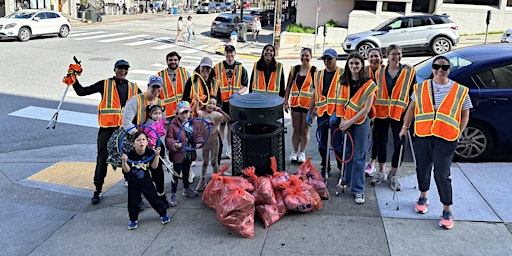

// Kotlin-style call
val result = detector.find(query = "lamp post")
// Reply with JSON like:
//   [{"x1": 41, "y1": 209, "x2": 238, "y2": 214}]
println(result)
[{"x1": 313, "y1": 0, "x2": 320, "y2": 55}]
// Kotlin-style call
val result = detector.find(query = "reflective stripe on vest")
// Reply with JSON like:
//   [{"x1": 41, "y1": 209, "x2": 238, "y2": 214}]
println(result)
[
  {"x1": 289, "y1": 66, "x2": 314, "y2": 109},
  {"x1": 374, "y1": 66, "x2": 415, "y2": 120},
  {"x1": 336, "y1": 80, "x2": 377, "y2": 124},
  {"x1": 414, "y1": 80, "x2": 468, "y2": 141},
  {"x1": 135, "y1": 93, "x2": 163, "y2": 125},
  {"x1": 98, "y1": 79, "x2": 138, "y2": 127},
  {"x1": 251, "y1": 62, "x2": 283, "y2": 95},
  {"x1": 159, "y1": 67, "x2": 188, "y2": 117},
  {"x1": 215, "y1": 62, "x2": 242, "y2": 102},
  {"x1": 314, "y1": 67, "x2": 341, "y2": 116}
]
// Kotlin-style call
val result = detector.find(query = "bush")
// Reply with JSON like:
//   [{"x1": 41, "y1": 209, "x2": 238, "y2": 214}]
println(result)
[
  {"x1": 326, "y1": 19, "x2": 342, "y2": 28},
  {"x1": 286, "y1": 23, "x2": 315, "y2": 34}
]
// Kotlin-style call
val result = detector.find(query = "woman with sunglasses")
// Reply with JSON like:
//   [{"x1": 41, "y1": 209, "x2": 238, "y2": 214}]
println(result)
[
  {"x1": 363, "y1": 48, "x2": 384, "y2": 177},
  {"x1": 249, "y1": 44, "x2": 285, "y2": 97},
  {"x1": 371, "y1": 44, "x2": 416, "y2": 191},
  {"x1": 400, "y1": 56, "x2": 472, "y2": 229},
  {"x1": 335, "y1": 52, "x2": 377, "y2": 204},
  {"x1": 283, "y1": 47, "x2": 317, "y2": 163}
]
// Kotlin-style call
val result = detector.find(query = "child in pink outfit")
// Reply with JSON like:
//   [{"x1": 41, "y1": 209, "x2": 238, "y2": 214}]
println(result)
[{"x1": 144, "y1": 105, "x2": 167, "y2": 148}]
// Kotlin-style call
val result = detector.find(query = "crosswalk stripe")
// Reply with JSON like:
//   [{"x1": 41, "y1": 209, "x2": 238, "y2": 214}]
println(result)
[
  {"x1": 99, "y1": 34, "x2": 151, "y2": 42},
  {"x1": 124, "y1": 37, "x2": 170, "y2": 46},
  {"x1": 181, "y1": 48, "x2": 199, "y2": 54},
  {"x1": 8, "y1": 106, "x2": 99, "y2": 128},
  {"x1": 68, "y1": 31, "x2": 106, "y2": 37},
  {"x1": 130, "y1": 69, "x2": 159, "y2": 75},
  {"x1": 151, "y1": 44, "x2": 177, "y2": 50},
  {"x1": 73, "y1": 33, "x2": 128, "y2": 40}
]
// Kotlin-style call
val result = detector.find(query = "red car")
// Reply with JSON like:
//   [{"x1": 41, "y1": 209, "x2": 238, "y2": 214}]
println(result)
[{"x1": 238, "y1": 1, "x2": 250, "y2": 9}]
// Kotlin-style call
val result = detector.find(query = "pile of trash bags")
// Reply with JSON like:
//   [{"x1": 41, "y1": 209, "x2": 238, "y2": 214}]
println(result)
[{"x1": 202, "y1": 156, "x2": 330, "y2": 238}]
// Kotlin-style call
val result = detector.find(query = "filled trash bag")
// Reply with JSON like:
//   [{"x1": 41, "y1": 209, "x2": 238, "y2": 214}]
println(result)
[
  {"x1": 269, "y1": 156, "x2": 290, "y2": 189},
  {"x1": 281, "y1": 175, "x2": 323, "y2": 213},
  {"x1": 294, "y1": 156, "x2": 330, "y2": 200},
  {"x1": 243, "y1": 167, "x2": 276, "y2": 205},
  {"x1": 216, "y1": 183, "x2": 255, "y2": 239},
  {"x1": 255, "y1": 189, "x2": 288, "y2": 229}
]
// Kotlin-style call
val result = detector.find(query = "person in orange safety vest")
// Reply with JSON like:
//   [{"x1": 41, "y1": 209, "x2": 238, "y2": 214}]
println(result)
[
  {"x1": 158, "y1": 51, "x2": 190, "y2": 121},
  {"x1": 399, "y1": 55, "x2": 472, "y2": 229},
  {"x1": 249, "y1": 44, "x2": 285, "y2": 97},
  {"x1": 72, "y1": 59, "x2": 141, "y2": 205}
]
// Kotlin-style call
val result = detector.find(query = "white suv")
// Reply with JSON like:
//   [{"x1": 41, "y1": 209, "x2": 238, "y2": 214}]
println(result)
[{"x1": 343, "y1": 14, "x2": 459, "y2": 58}]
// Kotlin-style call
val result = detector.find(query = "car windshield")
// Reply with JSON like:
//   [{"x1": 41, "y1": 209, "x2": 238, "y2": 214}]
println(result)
[
  {"x1": 6, "y1": 11, "x2": 35, "y2": 19},
  {"x1": 415, "y1": 51, "x2": 473, "y2": 80},
  {"x1": 215, "y1": 16, "x2": 233, "y2": 23},
  {"x1": 372, "y1": 18, "x2": 397, "y2": 31}
]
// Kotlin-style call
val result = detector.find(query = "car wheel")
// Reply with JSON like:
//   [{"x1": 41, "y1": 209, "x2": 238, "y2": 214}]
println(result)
[
  {"x1": 356, "y1": 42, "x2": 375, "y2": 59},
  {"x1": 454, "y1": 122, "x2": 494, "y2": 161},
  {"x1": 58, "y1": 25, "x2": 70, "y2": 38},
  {"x1": 18, "y1": 27, "x2": 31, "y2": 42},
  {"x1": 431, "y1": 37, "x2": 452, "y2": 55}
]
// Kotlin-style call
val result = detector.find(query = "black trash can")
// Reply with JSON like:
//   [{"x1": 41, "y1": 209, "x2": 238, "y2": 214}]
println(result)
[
  {"x1": 236, "y1": 22, "x2": 248, "y2": 42},
  {"x1": 230, "y1": 93, "x2": 285, "y2": 176}
]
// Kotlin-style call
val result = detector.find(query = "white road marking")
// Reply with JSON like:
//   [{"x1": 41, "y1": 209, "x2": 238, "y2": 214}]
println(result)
[
  {"x1": 181, "y1": 48, "x2": 199, "y2": 54},
  {"x1": 8, "y1": 106, "x2": 99, "y2": 128},
  {"x1": 73, "y1": 33, "x2": 128, "y2": 40},
  {"x1": 67, "y1": 31, "x2": 106, "y2": 37},
  {"x1": 124, "y1": 37, "x2": 170, "y2": 46},
  {"x1": 98, "y1": 34, "x2": 150, "y2": 42},
  {"x1": 151, "y1": 44, "x2": 177, "y2": 50}
]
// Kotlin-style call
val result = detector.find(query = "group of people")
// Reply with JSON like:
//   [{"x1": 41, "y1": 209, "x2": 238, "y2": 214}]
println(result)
[
  {"x1": 70, "y1": 42, "x2": 471, "y2": 230},
  {"x1": 175, "y1": 16, "x2": 194, "y2": 44}
]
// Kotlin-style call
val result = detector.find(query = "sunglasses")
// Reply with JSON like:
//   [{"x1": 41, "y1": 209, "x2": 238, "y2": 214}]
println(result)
[
  {"x1": 322, "y1": 56, "x2": 333, "y2": 61},
  {"x1": 432, "y1": 64, "x2": 450, "y2": 71},
  {"x1": 117, "y1": 66, "x2": 129, "y2": 70}
]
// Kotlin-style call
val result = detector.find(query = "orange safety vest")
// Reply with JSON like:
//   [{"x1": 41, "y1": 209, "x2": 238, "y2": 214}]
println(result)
[
  {"x1": 414, "y1": 80, "x2": 468, "y2": 141},
  {"x1": 289, "y1": 66, "x2": 314, "y2": 109},
  {"x1": 134, "y1": 93, "x2": 163, "y2": 125},
  {"x1": 335, "y1": 80, "x2": 377, "y2": 124},
  {"x1": 215, "y1": 62, "x2": 243, "y2": 102},
  {"x1": 98, "y1": 79, "x2": 138, "y2": 127},
  {"x1": 374, "y1": 65, "x2": 415, "y2": 120},
  {"x1": 251, "y1": 62, "x2": 283, "y2": 95},
  {"x1": 314, "y1": 67, "x2": 341, "y2": 116},
  {"x1": 159, "y1": 67, "x2": 188, "y2": 117},
  {"x1": 188, "y1": 72, "x2": 211, "y2": 114}
]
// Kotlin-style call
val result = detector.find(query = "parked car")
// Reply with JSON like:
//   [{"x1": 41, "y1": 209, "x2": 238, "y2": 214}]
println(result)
[
  {"x1": 211, "y1": 13, "x2": 253, "y2": 37},
  {"x1": 238, "y1": 1, "x2": 251, "y2": 9},
  {"x1": 0, "y1": 9, "x2": 70, "y2": 42},
  {"x1": 501, "y1": 28, "x2": 511, "y2": 43},
  {"x1": 414, "y1": 44, "x2": 512, "y2": 161},
  {"x1": 197, "y1": 2, "x2": 216, "y2": 14},
  {"x1": 249, "y1": 9, "x2": 274, "y2": 26},
  {"x1": 214, "y1": 2, "x2": 227, "y2": 12},
  {"x1": 343, "y1": 14, "x2": 459, "y2": 58},
  {"x1": 225, "y1": 2, "x2": 235, "y2": 11}
]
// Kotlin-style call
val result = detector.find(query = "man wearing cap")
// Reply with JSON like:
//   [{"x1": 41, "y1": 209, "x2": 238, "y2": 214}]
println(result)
[
  {"x1": 158, "y1": 51, "x2": 190, "y2": 121},
  {"x1": 72, "y1": 59, "x2": 141, "y2": 205},
  {"x1": 307, "y1": 48, "x2": 344, "y2": 178},
  {"x1": 182, "y1": 56, "x2": 222, "y2": 106},
  {"x1": 123, "y1": 75, "x2": 168, "y2": 208},
  {"x1": 214, "y1": 45, "x2": 248, "y2": 159}
]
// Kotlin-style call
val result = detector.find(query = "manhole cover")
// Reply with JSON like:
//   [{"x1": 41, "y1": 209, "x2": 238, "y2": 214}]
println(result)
[{"x1": 89, "y1": 57, "x2": 111, "y2": 61}]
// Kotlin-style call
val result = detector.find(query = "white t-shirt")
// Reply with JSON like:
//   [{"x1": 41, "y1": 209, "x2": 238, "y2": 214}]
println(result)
[{"x1": 411, "y1": 79, "x2": 473, "y2": 110}]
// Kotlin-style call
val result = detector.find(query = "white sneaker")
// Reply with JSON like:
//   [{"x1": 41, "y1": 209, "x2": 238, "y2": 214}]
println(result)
[
  {"x1": 355, "y1": 194, "x2": 365, "y2": 204},
  {"x1": 123, "y1": 180, "x2": 128, "y2": 187},
  {"x1": 297, "y1": 152, "x2": 306, "y2": 163},
  {"x1": 290, "y1": 151, "x2": 298, "y2": 162},
  {"x1": 226, "y1": 151, "x2": 232, "y2": 159},
  {"x1": 191, "y1": 161, "x2": 196, "y2": 167},
  {"x1": 188, "y1": 170, "x2": 195, "y2": 183}
]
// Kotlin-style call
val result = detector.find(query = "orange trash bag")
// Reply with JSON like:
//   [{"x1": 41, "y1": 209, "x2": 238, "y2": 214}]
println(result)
[
  {"x1": 269, "y1": 156, "x2": 290, "y2": 190},
  {"x1": 281, "y1": 175, "x2": 323, "y2": 213},
  {"x1": 202, "y1": 164, "x2": 230, "y2": 209},
  {"x1": 255, "y1": 189, "x2": 288, "y2": 229},
  {"x1": 216, "y1": 183, "x2": 255, "y2": 239},
  {"x1": 243, "y1": 166, "x2": 276, "y2": 205},
  {"x1": 294, "y1": 156, "x2": 330, "y2": 200}
]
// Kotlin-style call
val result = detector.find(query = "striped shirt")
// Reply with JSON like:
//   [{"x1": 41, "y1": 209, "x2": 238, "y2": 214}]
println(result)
[{"x1": 411, "y1": 79, "x2": 473, "y2": 110}]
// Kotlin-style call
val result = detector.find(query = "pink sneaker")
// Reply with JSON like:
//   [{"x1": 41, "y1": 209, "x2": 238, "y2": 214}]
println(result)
[
  {"x1": 439, "y1": 210, "x2": 454, "y2": 229},
  {"x1": 365, "y1": 162, "x2": 376, "y2": 176},
  {"x1": 415, "y1": 197, "x2": 429, "y2": 214}
]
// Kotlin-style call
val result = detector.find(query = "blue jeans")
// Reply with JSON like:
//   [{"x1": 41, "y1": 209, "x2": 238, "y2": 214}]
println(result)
[
  {"x1": 342, "y1": 117, "x2": 369, "y2": 194},
  {"x1": 187, "y1": 28, "x2": 193, "y2": 42},
  {"x1": 316, "y1": 114, "x2": 343, "y2": 175}
]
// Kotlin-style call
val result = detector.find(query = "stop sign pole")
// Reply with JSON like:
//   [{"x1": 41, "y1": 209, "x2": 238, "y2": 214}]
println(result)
[{"x1": 313, "y1": 1, "x2": 320, "y2": 55}]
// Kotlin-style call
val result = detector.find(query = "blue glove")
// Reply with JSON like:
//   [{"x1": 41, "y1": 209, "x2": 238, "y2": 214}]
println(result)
[
  {"x1": 329, "y1": 111, "x2": 338, "y2": 126},
  {"x1": 229, "y1": 93, "x2": 239, "y2": 99},
  {"x1": 306, "y1": 112, "x2": 313, "y2": 127}
]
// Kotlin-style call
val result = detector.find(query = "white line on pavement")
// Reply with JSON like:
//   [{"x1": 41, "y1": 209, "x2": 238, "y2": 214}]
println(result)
[
  {"x1": 67, "y1": 31, "x2": 106, "y2": 37},
  {"x1": 98, "y1": 34, "x2": 150, "y2": 42},
  {"x1": 73, "y1": 33, "x2": 128, "y2": 40},
  {"x1": 8, "y1": 106, "x2": 99, "y2": 128},
  {"x1": 124, "y1": 37, "x2": 170, "y2": 46},
  {"x1": 151, "y1": 44, "x2": 177, "y2": 50}
]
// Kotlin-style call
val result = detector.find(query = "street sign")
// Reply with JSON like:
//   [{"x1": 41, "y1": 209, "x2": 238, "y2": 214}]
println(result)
[{"x1": 317, "y1": 6, "x2": 321, "y2": 12}]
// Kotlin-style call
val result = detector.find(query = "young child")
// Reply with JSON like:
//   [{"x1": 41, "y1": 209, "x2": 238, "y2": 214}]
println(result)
[
  {"x1": 121, "y1": 131, "x2": 170, "y2": 230},
  {"x1": 166, "y1": 101, "x2": 204, "y2": 207},
  {"x1": 143, "y1": 105, "x2": 167, "y2": 149},
  {"x1": 193, "y1": 96, "x2": 230, "y2": 191}
]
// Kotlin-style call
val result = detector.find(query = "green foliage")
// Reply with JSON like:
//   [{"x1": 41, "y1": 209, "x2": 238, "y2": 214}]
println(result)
[
  {"x1": 286, "y1": 23, "x2": 315, "y2": 34},
  {"x1": 325, "y1": 19, "x2": 342, "y2": 28}
]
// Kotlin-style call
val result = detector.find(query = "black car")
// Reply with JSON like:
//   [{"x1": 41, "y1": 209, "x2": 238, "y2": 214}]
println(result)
[{"x1": 414, "y1": 44, "x2": 512, "y2": 161}]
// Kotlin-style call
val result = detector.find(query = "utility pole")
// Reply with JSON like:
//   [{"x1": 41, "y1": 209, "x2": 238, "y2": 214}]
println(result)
[
  {"x1": 274, "y1": 0, "x2": 283, "y2": 57},
  {"x1": 313, "y1": 0, "x2": 320, "y2": 55}
]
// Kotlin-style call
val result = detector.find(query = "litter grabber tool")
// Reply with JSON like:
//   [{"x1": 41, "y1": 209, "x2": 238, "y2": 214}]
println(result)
[
  {"x1": 386, "y1": 143, "x2": 404, "y2": 210},
  {"x1": 332, "y1": 128, "x2": 354, "y2": 196},
  {"x1": 407, "y1": 130, "x2": 417, "y2": 168},
  {"x1": 47, "y1": 56, "x2": 82, "y2": 129}
]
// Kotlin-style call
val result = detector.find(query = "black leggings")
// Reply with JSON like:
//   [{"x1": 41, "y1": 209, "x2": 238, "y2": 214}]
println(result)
[{"x1": 373, "y1": 118, "x2": 404, "y2": 168}]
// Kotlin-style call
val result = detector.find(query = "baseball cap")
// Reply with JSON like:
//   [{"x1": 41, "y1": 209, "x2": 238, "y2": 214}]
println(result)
[
  {"x1": 322, "y1": 49, "x2": 338, "y2": 59},
  {"x1": 114, "y1": 59, "x2": 130, "y2": 68},
  {"x1": 199, "y1": 57, "x2": 214, "y2": 68},
  {"x1": 147, "y1": 75, "x2": 163, "y2": 87},
  {"x1": 225, "y1": 45, "x2": 236, "y2": 52},
  {"x1": 177, "y1": 101, "x2": 191, "y2": 113}
]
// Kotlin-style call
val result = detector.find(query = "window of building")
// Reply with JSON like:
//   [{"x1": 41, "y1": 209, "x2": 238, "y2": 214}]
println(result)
[
  {"x1": 412, "y1": 0, "x2": 430, "y2": 12},
  {"x1": 508, "y1": 0, "x2": 512, "y2": 7},
  {"x1": 383, "y1": 1, "x2": 406, "y2": 12},
  {"x1": 443, "y1": 0, "x2": 498, "y2": 5},
  {"x1": 354, "y1": 0, "x2": 376, "y2": 11}
]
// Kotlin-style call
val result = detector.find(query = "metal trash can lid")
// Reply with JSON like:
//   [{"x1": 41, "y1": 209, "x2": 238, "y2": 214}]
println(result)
[{"x1": 230, "y1": 92, "x2": 284, "y2": 109}]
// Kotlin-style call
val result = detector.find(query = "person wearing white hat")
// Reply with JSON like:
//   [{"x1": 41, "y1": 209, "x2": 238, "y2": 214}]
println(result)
[{"x1": 182, "y1": 57, "x2": 222, "y2": 108}]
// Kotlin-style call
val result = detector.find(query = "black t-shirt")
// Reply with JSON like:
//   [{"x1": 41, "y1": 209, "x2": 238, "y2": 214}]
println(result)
[
  {"x1": 126, "y1": 148, "x2": 154, "y2": 179},
  {"x1": 321, "y1": 70, "x2": 336, "y2": 97},
  {"x1": 348, "y1": 78, "x2": 361, "y2": 99},
  {"x1": 72, "y1": 77, "x2": 141, "y2": 108}
]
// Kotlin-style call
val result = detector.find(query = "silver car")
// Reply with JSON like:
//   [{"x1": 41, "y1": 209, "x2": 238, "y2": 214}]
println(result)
[
  {"x1": 211, "y1": 14, "x2": 253, "y2": 37},
  {"x1": 197, "y1": 2, "x2": 216, "y2": 14},
  {"x1": 343, "y1": 14, "x2": 459, "y2": 58},
  {"x1": 501, "y1": 28, "x2": 512, "y2": 43}
]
